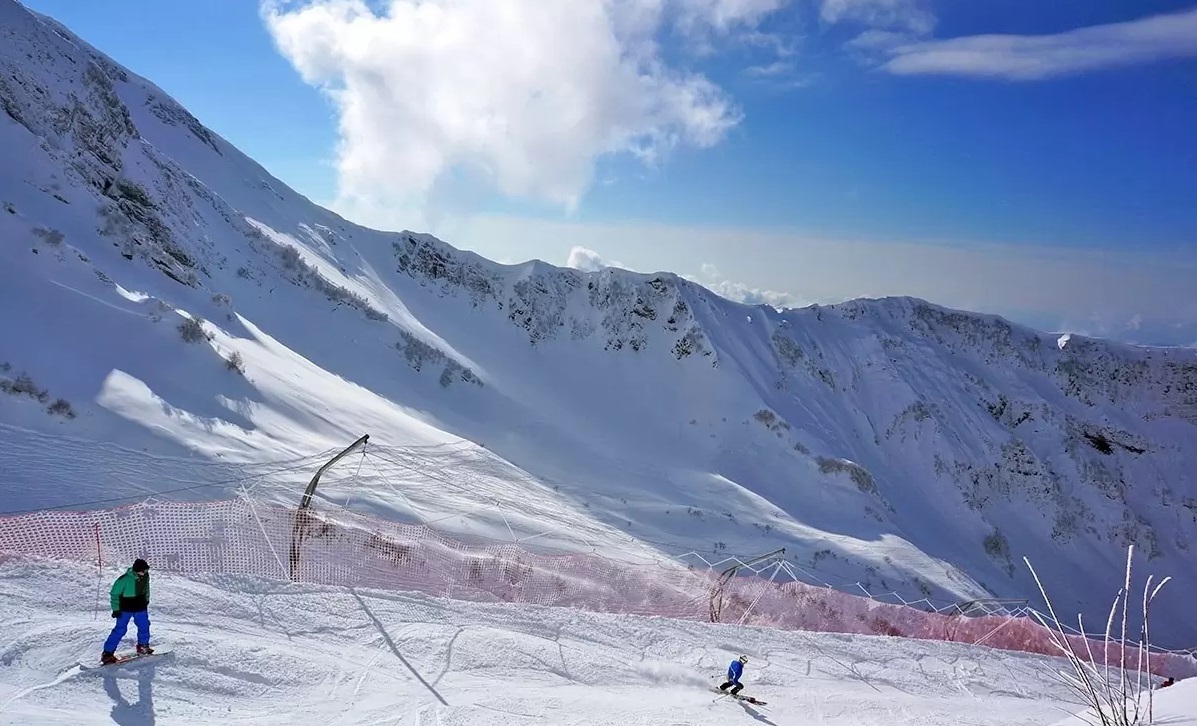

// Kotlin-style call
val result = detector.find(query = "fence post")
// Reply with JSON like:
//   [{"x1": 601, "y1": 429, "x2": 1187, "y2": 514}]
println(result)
[{"x1": 93, "y1": 522, "x2": 102, "y2": 621}]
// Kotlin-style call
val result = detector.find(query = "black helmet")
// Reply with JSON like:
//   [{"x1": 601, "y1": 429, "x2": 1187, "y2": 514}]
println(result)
[{"x1": 132, "y1": 558, "x2": 149, "y2": 573}]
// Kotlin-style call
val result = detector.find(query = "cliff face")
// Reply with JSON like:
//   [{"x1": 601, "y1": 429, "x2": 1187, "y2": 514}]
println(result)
[
  {"x1": 391, "y1": 233, "x2": 715, "y2": 361},
  {"x1": 1, "y1": 0, "x2": 1194, "y2": 646}
]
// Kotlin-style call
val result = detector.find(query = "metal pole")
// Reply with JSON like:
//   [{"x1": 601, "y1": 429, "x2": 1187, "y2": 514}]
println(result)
[
  {"x1": 289, "y1": 434, "x2": 370, "y2": 581},
  {"x1": 299, "y1": 434, "x2": 370, "y2": 510},
  {"x1": 710, "y1": 547, "x2": 786, "y2": 623}
]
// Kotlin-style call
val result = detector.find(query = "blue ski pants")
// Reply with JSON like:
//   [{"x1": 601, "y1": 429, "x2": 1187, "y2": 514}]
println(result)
[{"x1": 103, "y1": 610, "x2": 150, "y2": 652}]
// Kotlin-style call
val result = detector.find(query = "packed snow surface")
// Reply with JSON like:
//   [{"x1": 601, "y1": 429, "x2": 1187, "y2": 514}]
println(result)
[
  {"x1": 1, "y1": 0, "x2": 1196, "y2": 723},
  {"x1": 6, "y1": 557, "x2": 1185, "y2": 726},
  {"x1": 0, "y1": 0, "x2": 1195, "y2": 687}
]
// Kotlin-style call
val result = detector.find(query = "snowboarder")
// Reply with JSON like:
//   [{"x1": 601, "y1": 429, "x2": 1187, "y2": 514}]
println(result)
[
  {"x1": 100, "y1": 558, "x2": 154, "y2": 664},
  {"x1": 717, "y1": 655, "x2": 748, "y2": 696}
]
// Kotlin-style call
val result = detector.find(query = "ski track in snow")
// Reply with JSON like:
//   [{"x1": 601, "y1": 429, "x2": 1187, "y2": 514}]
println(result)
[
  {"x1": 2, "y1": 0, "x2": 1196, "y2": 649},
  {"x1": 1, "y1": 5, "x2": 1196, "y2": 724},
  {"x1": 0, "y1": 558, "x2": 1107, "y2": 726}
]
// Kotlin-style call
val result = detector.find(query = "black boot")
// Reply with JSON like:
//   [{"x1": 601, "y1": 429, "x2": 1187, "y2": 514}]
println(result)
[{"x1": 101, "y1": 651, "x2": 117, "y2": 665}]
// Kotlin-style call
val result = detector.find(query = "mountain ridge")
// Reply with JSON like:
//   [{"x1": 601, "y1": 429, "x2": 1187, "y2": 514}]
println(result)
[{"x1": 2, "y1": 0, "x2": 1195, "y2": 648}]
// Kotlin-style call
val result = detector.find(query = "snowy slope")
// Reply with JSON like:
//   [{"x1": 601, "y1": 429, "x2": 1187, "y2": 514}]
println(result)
[
  {"x1": 0, "y1": 557, "x2": 1105, "y2": 725},
  {"x1": 1, "y1": 0, "x2": 1195, "y2": 652}
]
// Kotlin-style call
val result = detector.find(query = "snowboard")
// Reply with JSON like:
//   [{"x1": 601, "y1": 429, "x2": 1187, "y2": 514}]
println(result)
[
  {"x1": 710, "y1": 686, "x2": 766, "y2": 706},
  {"x1": 78, "y1": 645, "x2": 172, "y2": 670}
]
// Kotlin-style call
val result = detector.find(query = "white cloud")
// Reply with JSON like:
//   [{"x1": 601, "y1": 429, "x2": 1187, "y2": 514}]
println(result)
[
  {"x1": 880, "y1": 7, "x2": 1197, "y2": 80},
  {"x1": 820, "y1": 0, "x2": 935, "y2": 35},
  {"x1": 680, "y1": 0, "x2": 789, "y2": 35},
  {"x1": 742, "y1": 29, "x2": 799, "y2": 58},
  {"x1": 262, "y1": 0, "x2": 787, "y2": 215},
  {"x1": 742, "y1": 60, "x2": 817, "y2": 89},
  {"x1": 745, "y1": 60, "x2": 794, "y2": 77},
  {"x1": 685, "y1": 262, "x2": 803, "y2": 308},
  {"x1": 565, "y1": 246, "x2": 624, "y2": 272},
  {"x1": 565, "y1": 247, "x2": 802, "y2": 308},
  {"x1": 844, "y1": 29, "x2": 918, "y2": 51}
]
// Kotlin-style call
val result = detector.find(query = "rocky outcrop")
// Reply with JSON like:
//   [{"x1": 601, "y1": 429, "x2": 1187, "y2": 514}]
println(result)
[{"x1": 391, "y1": 234, "x2": 715, "y2": 361}]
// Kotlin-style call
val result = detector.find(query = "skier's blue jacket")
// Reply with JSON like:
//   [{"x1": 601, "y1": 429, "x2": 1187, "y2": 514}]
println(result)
[{"x1": 727, "y1": 659, "x2": 743, "y2": 683}]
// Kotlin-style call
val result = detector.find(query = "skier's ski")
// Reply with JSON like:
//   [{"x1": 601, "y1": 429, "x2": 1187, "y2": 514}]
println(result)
[
  {"x1": 709, "y1": 686, "x2": 767, "y2": 706},
  {"x1": 78, "y1": 645, "x2": 172, "y2": 670}
]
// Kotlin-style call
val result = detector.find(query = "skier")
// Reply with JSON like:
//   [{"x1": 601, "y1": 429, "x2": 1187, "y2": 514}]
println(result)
[
  {"x1": 717, "y1": 655, "x2": 748, "y2": 696},
  {"x1": 100, "y1": 558, "x2": 154, "y2": 664}
]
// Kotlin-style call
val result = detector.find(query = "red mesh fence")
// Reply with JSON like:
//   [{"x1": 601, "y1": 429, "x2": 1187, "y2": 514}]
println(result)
[{"x1": 1, "y1": 498, "x2": 1193, "y2": 679}]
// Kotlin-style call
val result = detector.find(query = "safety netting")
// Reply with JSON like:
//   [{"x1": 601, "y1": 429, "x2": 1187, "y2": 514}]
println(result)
[{"x1": 1, "y1": 497, "x2": 1193, "y2": 679}]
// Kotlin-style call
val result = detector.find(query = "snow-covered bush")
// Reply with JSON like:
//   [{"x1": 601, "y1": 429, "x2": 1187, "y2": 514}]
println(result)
[
  {"x1": 32, "y1": 227, "x2": 64, "y2": 246},
  {"x1": 817, "y1": 456, "x2": 877, "y2": 496},
  {"x1": 46, "y1": 398, "x2": 76, "y2": 418},
  {"x1": 225, "y1": 351, "x2": 245, "y2": 375},
  {"x1": 1, "y1": 371, "x2": 48, "y2": 402},
  {"x1": 178, "y1": 315, "x2": 212, "y2": 344}
]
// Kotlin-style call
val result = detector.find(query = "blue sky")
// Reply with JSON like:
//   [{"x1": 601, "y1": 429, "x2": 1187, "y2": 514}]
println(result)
[{"x1": 21, "y1": 0, "x2": 1197, "y2": 344}]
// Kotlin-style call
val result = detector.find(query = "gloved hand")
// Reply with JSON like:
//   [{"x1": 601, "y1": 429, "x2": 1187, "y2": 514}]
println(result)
[{"x1": 111, "y1": 610, "x2": 120, "y2": 618}]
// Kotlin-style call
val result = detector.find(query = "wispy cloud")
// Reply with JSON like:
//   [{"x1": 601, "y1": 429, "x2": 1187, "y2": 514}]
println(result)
[
  {"x1": 677, "y1": 0, "x2": 790, "y2": 37},
  {"x1": 563, "y1": 247, "x2": 801, "y2": 309},
  {"x1": 881, "y1": 7, "x2": 1197, "y2": 80},
  {"x1": 818, "y1": 0, "x2": 936, "y2": 65},
  {"x1": 741, "y1": 28, "x2": 800, "y2": 58},
  {"x1": 820, "y1": 0, "x2": 935, "y2": 35},
  {"x1": 742, "y1": 60, "x2": 817, "y2": 89},
  {"x1": 262, "y1": 0, "x2": 790, "y2": 216},
  {"x1": 745, "y1": 60, "x2": 794, "y2": 77},
  {"x1": 684, "y1": 263, "x2": 803, "y2": 308}
]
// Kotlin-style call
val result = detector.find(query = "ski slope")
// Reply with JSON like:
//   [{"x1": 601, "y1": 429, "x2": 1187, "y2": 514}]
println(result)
[
  {"x1": 1, "y1": 0, "x2": 1196, "y2": 664},
  {"x1": 1, "y1": 1, "x2": 1196, "y2": 723},
  {"x1": 6, "y1": 556, "x2": 1189, "y2": 726}
]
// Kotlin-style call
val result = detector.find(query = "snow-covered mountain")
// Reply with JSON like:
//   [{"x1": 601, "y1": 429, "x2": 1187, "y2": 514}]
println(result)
[{"x1": 1, "y1": 0, "x2": 1194, "y2": 651}]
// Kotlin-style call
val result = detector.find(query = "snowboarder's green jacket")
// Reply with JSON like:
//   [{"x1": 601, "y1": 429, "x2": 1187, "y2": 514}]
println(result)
[{"x1": 110, "y1": 568, "x2": 150, "y2": 613}]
